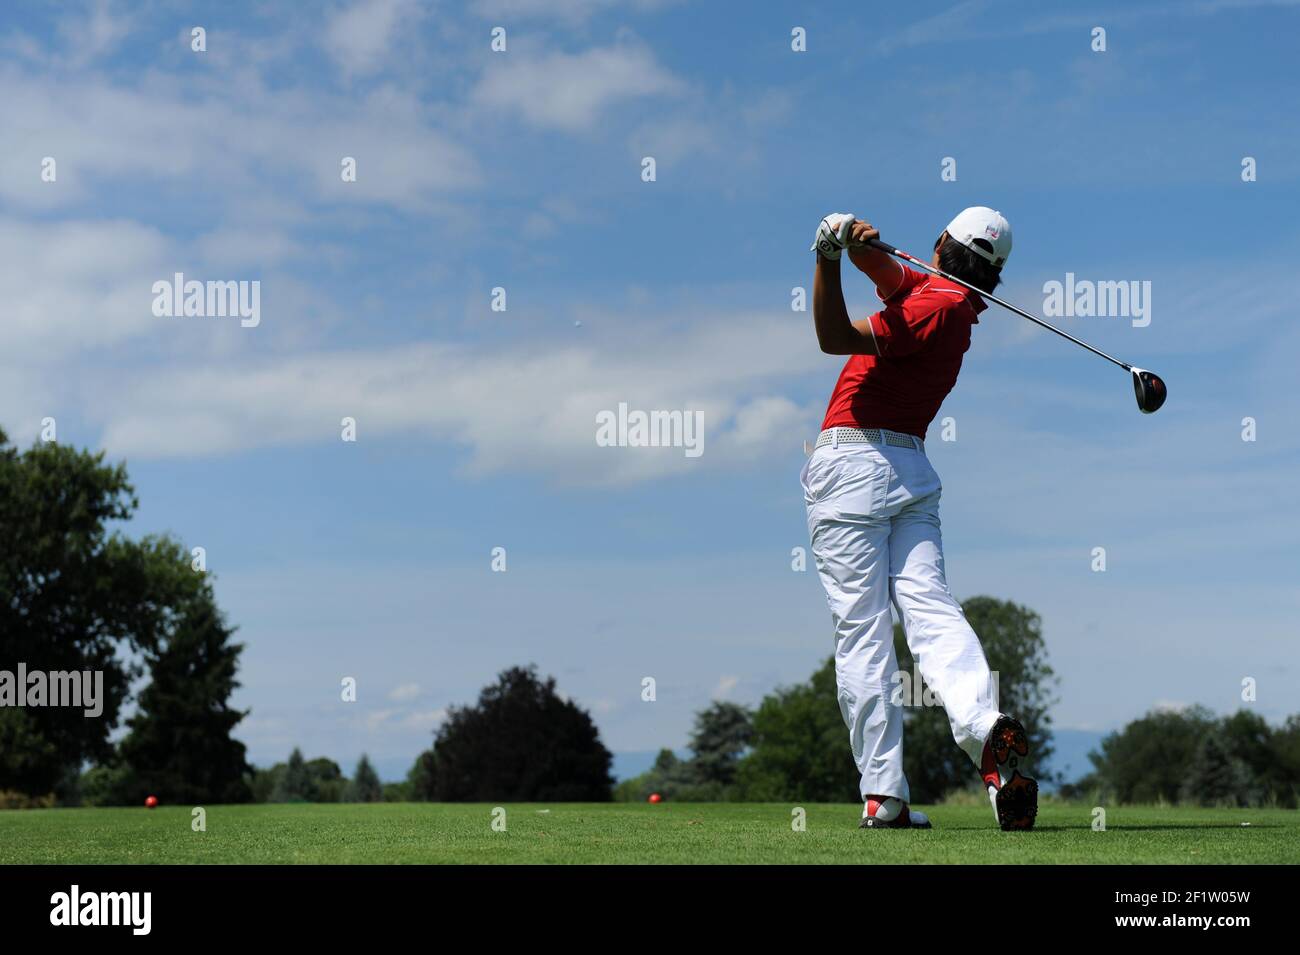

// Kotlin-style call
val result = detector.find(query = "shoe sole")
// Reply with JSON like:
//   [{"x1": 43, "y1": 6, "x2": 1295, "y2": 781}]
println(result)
[
  {"x1": 987, "y1": 716, "x2": 1038, "y2": 832},
  {"x1": 989, "y1": 715, "x2": 1029, "y2": 766},
  {"x1": 993, "y1": 772, "x2": 1038, "y2": 831}
]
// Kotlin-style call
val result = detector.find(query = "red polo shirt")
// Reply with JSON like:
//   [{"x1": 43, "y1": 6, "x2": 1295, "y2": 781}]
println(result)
[{"x1": 820, "y1": 263, "x2": 986, "y2": 440}]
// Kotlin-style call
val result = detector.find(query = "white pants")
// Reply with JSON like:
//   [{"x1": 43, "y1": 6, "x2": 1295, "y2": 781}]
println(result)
[{"x1": 801, "y1": 434, "x2": 1000, "y2": 802}]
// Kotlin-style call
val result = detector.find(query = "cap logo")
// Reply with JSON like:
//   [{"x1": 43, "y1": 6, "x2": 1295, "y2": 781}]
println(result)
[{"x1": 984, "y1": 225, "x2": 1000, "y2": 239}]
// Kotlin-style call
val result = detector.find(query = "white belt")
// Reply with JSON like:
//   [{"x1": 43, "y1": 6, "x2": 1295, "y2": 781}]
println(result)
[{"x1": 814, "y1": 426, "x2": 924, "y2": 453}]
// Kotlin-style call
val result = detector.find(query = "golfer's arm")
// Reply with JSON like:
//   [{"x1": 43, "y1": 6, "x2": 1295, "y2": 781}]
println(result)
[
  {"x1": 813, "y1": 256, "x2": 879, "y2": 355},
  {"x1": 848, "y1": 246, "x2": 906, "y2": 296}
]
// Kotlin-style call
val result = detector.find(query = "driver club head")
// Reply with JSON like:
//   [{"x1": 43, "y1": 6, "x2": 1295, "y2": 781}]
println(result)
[{"x1": 1131, "y1": 368, "x2": 1167, "y2": 414}]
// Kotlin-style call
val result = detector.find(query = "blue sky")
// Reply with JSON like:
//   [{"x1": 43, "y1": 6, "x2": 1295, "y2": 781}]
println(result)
[{"x1": 3, "y1": 0, "x2": 1298, "y2": 782}]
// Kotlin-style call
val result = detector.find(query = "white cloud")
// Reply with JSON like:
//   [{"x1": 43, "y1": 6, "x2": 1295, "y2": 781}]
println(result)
[
  {"x1": 402, "y1": 709, "x2": 447, "y2": 731},
  {"x1": 473, "y1": 44, "x2": 683, "y2": 130},
  {"x1": 0, "y1": 67, "x2": 478, "y2": 211},
  {"x1": 360, "y1": 706, "x2": 446, "y2": 733},
  {"x1": 388, "y1": 682, "x2": 421, "y2": 702},
  {"x1": 3, "y1": 0, "x2": 134, "y2": 70},
  {"x1": 872, "y1": 0, "x2": 1300, "y2": 55},
  {"x1": 0, "y1": 217, "x2": 172, "y2": 354},
  {"x1": 0, "y1": 215, "x2": 349, "y2": 371},
  {"x1": 61, "y1": 0, "x2": 133, "y2": 67},
  {"x1": 194, "y1": 228, "x2": 306, "y2": 270},
  {"x1": 322, "y1": 0, "x2": 422, "y2": 77},
  {"x1": 717, "y1": 397, "x2": 806, "y2": 457},
  {"x1": 712, "y1": 675, "x2": 739, "y2": 698},
  {"x1": 84, "y1": 311, "x2": 824, "y2": 485},
  {"x1": 363, "y1": 708, "x2": 398, "y2": 732},
  {"x1": 626, "y1": 86, "x2": 792, "y2": 172},
  {"x1": 872, "y1": 0, "x2": 991, "y2": 55},
  {"x1": 471, "y1": 0, "x2": 678, "y2": 22},
  {"x1": 627, "y1": 116, "x2": 718, "y2": 166}
]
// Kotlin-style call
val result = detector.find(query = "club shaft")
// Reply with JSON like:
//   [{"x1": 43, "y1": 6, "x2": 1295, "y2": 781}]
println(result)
[{"x1": 866, "y1": 240, "x2": 1131, "y2": 371}]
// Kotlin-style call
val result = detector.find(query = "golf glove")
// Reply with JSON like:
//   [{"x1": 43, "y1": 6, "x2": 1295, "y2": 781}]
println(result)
[{"x1": 812, "y1": 213, "x2": 855, "y2": 260}]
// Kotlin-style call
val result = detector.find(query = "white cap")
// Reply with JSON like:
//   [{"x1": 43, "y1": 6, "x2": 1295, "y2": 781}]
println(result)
[{"x1": 944, "y1": 206, "x2": 1012, "y2": 268}]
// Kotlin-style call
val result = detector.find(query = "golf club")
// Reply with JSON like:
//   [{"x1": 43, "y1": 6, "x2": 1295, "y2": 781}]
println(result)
[{"x1": 865, "y1": 238, "x2": 1167, "y2": 414}]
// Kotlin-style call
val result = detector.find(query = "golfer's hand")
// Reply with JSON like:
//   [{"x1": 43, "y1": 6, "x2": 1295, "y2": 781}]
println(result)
[
  {"x1": 811, "y1": 212, "x2": 855, "y2": 260},
  {"x1": 847, "y1": 219, "x2": 880, "y2": 249}
]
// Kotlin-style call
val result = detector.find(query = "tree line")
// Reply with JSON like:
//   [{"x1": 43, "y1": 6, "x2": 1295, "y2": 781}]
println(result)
[
  {"x1": 232, "y1": 657, "x2": 1300, "y2": 810},
  {"x1": 1064, "y1": 707, "x2": 1300, "y2": 808},
  {"x1": 4, "y1": 431, "x2": 1297, "y2": 809}
]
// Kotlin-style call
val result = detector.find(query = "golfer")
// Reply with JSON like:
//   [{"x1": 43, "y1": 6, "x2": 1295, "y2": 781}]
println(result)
[{"x1": 805, "y1": 208, "x2": 1037, "y2": 831}]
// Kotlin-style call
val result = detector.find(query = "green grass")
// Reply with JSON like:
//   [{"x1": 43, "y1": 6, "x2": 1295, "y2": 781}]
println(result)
[{"x1": 1, "y1": 802, "x2": 1295, "y2": 864}]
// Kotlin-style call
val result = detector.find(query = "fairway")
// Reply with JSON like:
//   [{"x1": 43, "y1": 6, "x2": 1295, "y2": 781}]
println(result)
[{"x1": 1, "y1": 802, "x2": 1295, "y2": 865}]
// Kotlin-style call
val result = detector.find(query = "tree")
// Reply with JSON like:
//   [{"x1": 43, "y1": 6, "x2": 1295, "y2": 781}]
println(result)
[
  {"x1": 249, "y1": 765, "x2": 279, "y2": 803},
  {"x1": 427, "y1": 665, "x2": 613, "y2": 801},
  {"x1": 688, "y1": 702, "x2": 753, "y2": 786},
  {"x1": 1074, "y1": 708, "x2": 1300, "y2": 808},
  {"x1": 77, "y1": 764, "x2": 136, "y2": 808},
  {"x1": 407, "y1": 750, "x2": 436, "y2": 801},
  {"x1": 1081, "y1": 706, "x2": 1215, "y2": 803},
  {"x1": 116, "y1": 583, "x2": 252, "y2": 804},
  {"x1": 736, "y1": 658, "x2": 859, "y2": 802},
  {"x1": 308, "y1": 758, "x2": 346, "y2": 802},
  {"x1": 271, "y1": 748, "x2": 313, "y2": 802},
  {"x1": 346, "y1": 755, "x2": 383, "y2": 803},
  {"x1": 256, "y1": 752, "x2": 345, "y2": 803},
  {"x1": 615, "y1": 702, "x2": 758, "y2": 802},
  {"x1": 0, "y1": 430, "x2": 240, "y2": 797},
  {"x1": 1218, "y1": 710, "x2": 1281, "y2": 800},
  {"x1": 1180, "y1": 731, "x2": 1258, "y2": 807},
  {"x1": 1271, "y1": 715, "x2": 1300, "y2": 808},
  {"x1": 614, "y1": 748, "x2": 712, "y2": 802},
  {"x1": 892, "y1": 597, "x2": 1058, "y2": 802},
  {"x1": 382, "y1": 781, "x2": 411, "y2": 802}
]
